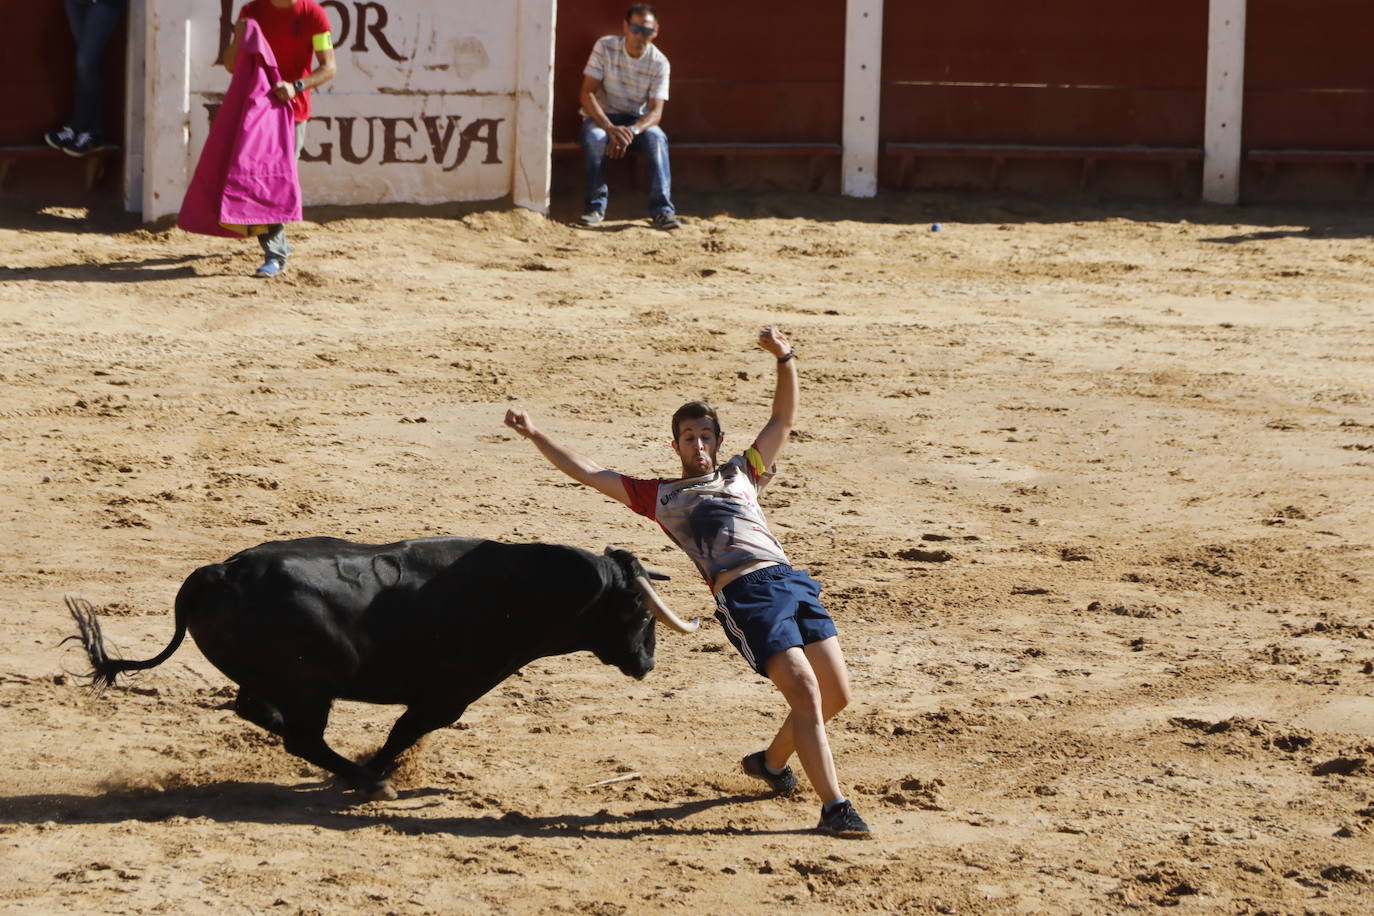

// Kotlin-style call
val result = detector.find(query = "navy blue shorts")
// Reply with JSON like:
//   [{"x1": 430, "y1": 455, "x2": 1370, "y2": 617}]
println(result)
[{"x1": 714, "y1": 565, "x2": 837, "y2": 676}]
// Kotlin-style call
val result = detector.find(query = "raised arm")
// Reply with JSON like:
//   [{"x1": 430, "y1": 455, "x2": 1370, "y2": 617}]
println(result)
[
  {"x1": 750, "y1": 326, "x2": 797, "y2": 470},
  {"x1": 505, "y1": 409, "x2": 631, "y2": 506}
]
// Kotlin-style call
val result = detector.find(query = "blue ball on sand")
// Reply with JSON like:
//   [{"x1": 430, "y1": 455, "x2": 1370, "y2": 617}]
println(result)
[{"x1": 931, "y1": 223, "x2": 942, "y2": 232}]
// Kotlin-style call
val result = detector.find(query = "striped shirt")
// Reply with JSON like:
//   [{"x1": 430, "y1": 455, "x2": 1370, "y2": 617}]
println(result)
[
  {"x1": 583, "y1": 35, "x2": 670, "y2": 117},
  {"x1": 621, "y1": 448, "x2": 790, "y2": 592}
]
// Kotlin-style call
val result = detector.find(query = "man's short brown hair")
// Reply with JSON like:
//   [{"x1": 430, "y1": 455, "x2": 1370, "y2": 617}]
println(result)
[
  {"x1": 672, "y1": 401, "x2": 720, "y2": 441},
  {"x1": 626, "y1": 4, "x2": 657, "y2": 24}
]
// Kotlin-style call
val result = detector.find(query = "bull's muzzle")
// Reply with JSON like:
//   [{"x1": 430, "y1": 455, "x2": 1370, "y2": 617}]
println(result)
[{"x1": 634, "y1": 575, "x2": 701, "y2": 634}]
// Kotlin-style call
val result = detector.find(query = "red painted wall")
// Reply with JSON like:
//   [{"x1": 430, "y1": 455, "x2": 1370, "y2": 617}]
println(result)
[
  {"x1": 2, "y1": 0, "x2": 128, "y2": 146},
  {"x1": 880, "y1": 1, "x2": 1207, "y2": 146},
  {"x1": 1243, "y1": 0, "x2": 1374, "y2": 149},
  {"x1": 553, "y1": 0, "x2": 845, "y2": 143}
]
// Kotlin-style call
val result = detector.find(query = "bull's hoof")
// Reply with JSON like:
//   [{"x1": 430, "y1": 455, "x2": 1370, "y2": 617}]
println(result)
[{"x1": 362, "y1": 781, "x2": 397, "y2": 802}]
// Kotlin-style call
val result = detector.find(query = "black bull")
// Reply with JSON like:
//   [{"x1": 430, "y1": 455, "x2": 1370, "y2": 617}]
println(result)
[{"x1": 66, "y1": 537, "x2": 699, "y2": 799}]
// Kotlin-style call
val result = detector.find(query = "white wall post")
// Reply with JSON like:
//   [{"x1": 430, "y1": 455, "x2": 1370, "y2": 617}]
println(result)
[
  {"x1": 842, "y1": 0, "x2": 883, "y2": 197},
  {"x1": 1203, "y1": 0, "x2": 1246, "y2": 204},
  {"x1": 122, "y1": 0, "x2": 147, "y2": 213},
  {"x1": 142, "y1": 0, "x2": 191, "y2": 221},
  {"x1": 513, "y1": 0, "x2": 556, "y2": 213}
]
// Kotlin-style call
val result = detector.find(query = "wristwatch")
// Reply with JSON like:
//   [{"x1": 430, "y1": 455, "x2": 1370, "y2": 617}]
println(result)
[
  {"x1": 630, "y1": 126, "x2": 641, "y2": 136},
  {"x1": 293, "y1": 79, "x2": 305, "y2": 93}
]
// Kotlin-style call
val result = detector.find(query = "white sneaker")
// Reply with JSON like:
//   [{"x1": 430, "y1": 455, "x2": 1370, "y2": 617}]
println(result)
[
  {"x1": 44, "y1": 126, "x2": 75, "y2": 151},
  {"x1": 63, "y1": 132, "x2": 97, "y2": 158}
]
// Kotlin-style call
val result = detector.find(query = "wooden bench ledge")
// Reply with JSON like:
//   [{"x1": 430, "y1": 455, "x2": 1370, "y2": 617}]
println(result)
[
  {"x1": 1246, "y1": 148, "x2": 1374, "y2": 191},
  {"x1": 553, "y1": 140, "x2": 840, "y2": 190},
  {"x1": 0, "y1": 144, "x2": 121, "y2": 191},
  {"x1": 1247, "y1": 148, "x2": 1374, "y2": 163},
  {"x1": 553, "y1": 140, "x2": 840, "y2": 156},
  {"x1": 885, "y1": 142, "x2": 1201, "y2": 161},
  {"x1": 884, "y1": 142, "x2": 1201, "y2": 195}
]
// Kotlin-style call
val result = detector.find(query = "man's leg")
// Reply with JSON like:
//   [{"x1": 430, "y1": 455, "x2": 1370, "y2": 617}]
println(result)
[
  {"x1": 257, "y1": 122, "x2": 307, "y2": 275},
  {"x1": 764, "y1": 645, "x2": 843, "y2": 805},
  {"x1": 258, "y1": 225, "x2": 289, "y2": 269},
  {"x1": 579, "y1": 117, "x2": 611, "y2": 221},
  {"x1": 67, "y1": 0, "x2": 124, "y2": 141},
  {"x1": 762, "y1": 636, "x2": 852, "y2": 768},
  {"x1": 635, "y1": 125, "x2": 676, "y2": 221},
  {"x1": 764, "y1": 640, "x2": 870, "y2": 836}
]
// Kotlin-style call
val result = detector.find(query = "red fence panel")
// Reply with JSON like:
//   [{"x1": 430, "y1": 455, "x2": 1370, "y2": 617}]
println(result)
[
  {"x1": 1244, "y1": 0, "x2": 1374, "y2": 149},
  {"x1": 880, "y1": 1, "x2": 1206, "y2": 146},
  {"x1": 553, "y1": 0, "x2": 844, "y2": 143}
]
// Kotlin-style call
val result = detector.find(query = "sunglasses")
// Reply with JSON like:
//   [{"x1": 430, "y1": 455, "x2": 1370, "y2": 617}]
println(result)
[{"x1": 628, "y1": 22, "x2": 656, "y2": 37}]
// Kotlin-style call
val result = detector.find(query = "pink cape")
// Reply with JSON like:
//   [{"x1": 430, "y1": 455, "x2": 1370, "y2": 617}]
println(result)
[{"x1": 178, "y1": 18, "x2": 302, "y2": 238}]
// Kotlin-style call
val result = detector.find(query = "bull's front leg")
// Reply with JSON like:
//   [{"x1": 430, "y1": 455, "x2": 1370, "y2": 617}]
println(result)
[{"x1": 365, "y1": 700, "x2": 471, "y2": 783}]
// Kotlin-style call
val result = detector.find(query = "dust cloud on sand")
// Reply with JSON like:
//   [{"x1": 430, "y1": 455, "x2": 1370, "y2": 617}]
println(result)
[{"x1": 1, "y1": 193, "x2": 1372, "y2": 913}]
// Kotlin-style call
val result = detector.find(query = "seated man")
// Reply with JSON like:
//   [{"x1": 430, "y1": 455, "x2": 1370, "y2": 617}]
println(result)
[{"x1": 577, "y1": 4, "x2": 679, "y2": 230}]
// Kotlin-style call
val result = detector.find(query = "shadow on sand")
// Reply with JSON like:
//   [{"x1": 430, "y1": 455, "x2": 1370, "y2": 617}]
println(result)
[
  {"x1": 0, "y1": 254, "x2": 221, "y2": 283},
  {"x1": 0, "y1": 780, "x2": 804, "y2": 839}
]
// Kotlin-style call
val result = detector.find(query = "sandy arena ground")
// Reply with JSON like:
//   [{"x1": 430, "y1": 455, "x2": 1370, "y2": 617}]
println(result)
[{"x1": 1, "y1": 191, "x2": 1372, "y2": 914}]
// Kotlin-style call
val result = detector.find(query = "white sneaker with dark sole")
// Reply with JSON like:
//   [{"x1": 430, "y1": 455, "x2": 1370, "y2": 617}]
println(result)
[
  {"x1": 44, "y1": 127, "x2": 75, "y2": 151},
  {"x1": 63, "y1": 132, "x2": 97, "y2": 158}
]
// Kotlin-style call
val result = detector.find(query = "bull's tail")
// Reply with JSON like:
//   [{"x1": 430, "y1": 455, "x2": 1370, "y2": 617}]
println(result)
[{"x1": 63, "y1": 593, "x2": 188, "y2": 690}]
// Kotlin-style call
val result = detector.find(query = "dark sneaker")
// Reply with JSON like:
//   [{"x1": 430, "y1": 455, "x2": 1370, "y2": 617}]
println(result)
[
  {"x1": 44, "y1": 126, "x2": 75, "y2": 151},
  {"x1": 650, "y1": 211, "x2": 681, "y2": 230},
  {"x1": 817, "y1": 799, "x2": 871, "y2": 838},
  {"x1": 254, "y1": 258, "x2": 285, "y2": 278},
  {"x1": 63, "y1": 132, "x2": 97, "y2": 158},
  {"x1": 578, "y1": 210, "x2": 604, "y2": 227},
  {"x1": 741, "y1": 751, "x2": 797, "y2": 795}
]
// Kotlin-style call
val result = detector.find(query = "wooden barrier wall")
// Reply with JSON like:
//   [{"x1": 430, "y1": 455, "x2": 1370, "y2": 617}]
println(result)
[
  {"x1": 1243, "y1": 0, "x2": 1374, "y2": 149},
  {"x1": 7, "y1": 1, "x2": 1372, "y2": 204},
  {"x1": 879, "y1": 0, "x2": 1207, "y2": 147},
  {"x1": 552, "y1": 0, "x2": 846, "y2": 144}
]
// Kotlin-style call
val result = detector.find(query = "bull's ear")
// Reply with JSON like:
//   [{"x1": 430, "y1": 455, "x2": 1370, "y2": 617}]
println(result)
[{"x1": 644, "y1": 567, "x2": 671, "y2": 581}]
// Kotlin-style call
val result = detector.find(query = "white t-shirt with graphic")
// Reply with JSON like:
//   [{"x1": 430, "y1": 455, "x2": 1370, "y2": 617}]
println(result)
[{"x1": 621, "y1": 447, "x2": 789, "y2": 591}]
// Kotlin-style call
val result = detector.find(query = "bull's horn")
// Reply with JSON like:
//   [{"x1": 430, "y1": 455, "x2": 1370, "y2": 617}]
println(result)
[{"x1": 634, "y1": 575, "x2": 701, "y2": 634}]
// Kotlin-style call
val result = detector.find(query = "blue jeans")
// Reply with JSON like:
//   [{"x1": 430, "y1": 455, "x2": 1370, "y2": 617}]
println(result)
[
  {"x1": 580, "y1": 114, "x2": 674, "y2": 217},
  {"x1": 64, "y1": 0, "x2": 126, "y2": 137},
  {"x1": 260, "y1": 122, "x2": 308, "y2": 263}
]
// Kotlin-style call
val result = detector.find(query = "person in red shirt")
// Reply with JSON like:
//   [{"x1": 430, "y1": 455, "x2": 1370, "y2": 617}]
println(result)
[{"x1": 222, "y1": 0, "x2": 337, "y2": 277}]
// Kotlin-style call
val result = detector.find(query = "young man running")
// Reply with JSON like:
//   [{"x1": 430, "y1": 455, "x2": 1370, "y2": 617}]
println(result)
[{"x1": 504, "y1": 327, "x2": 870, "y2": 837}]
